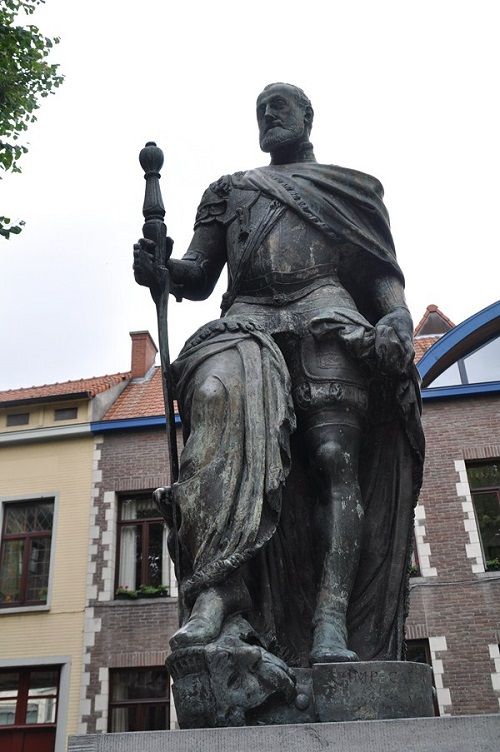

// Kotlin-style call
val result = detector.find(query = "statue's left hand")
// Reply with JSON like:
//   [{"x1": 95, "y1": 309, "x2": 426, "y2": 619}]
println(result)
[{"x1": 374, "y1": 310, "x2": 414, "y2": 375}]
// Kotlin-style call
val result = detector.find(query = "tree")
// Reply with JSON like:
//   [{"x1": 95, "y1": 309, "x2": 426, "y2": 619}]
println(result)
[{"x1": 0, "y1": 0, "x2": 63, "y2": 238}]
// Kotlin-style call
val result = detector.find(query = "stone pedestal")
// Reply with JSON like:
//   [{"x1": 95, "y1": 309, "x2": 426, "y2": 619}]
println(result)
[
  {"x1": 68, "y1": 714, "x2": 500, "y2": 752},
  {"x1": 312, "y1": 661, "x2": 434, "y2": 722},
  {"x1": 168, "y1": 656, "x2": 434, "y2": 727}
]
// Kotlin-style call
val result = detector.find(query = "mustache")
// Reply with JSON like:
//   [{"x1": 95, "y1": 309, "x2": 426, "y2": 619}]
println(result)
[{"x1": 263, "y1": 120, "x2": 284, "y2": 133}]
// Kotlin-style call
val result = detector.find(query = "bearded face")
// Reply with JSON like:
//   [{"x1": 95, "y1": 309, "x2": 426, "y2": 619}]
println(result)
[{"x1": 257, "y1": 86, "x2": 309, "y2": 153}]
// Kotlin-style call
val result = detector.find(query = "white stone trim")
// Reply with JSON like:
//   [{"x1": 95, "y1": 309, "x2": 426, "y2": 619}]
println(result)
[
  {"x1": 79, "y1": 603, "x2": 103, "y2": 730},
  {"x1": 0, "y1": 422, "x2": 92, "y2": 445},
  {"x1": 454, "y1": 459, "x2": 485, "y2": 573},
  {"x1": 98, "y1": 491, "x2": 117, "y2": 602},
  {"x1": 488, "y1": 643, "x2": 500, "y2": 708},
  {"x1": 79, "y1": 436, "x2": 104, "y2": 731},
  {"x1": 83, "y1": 608, "x2": 102, "y2": 648},
  {"x1": 86, "y1": 436, "x2": 103, "y2": 605},
  {"x1": 94, "y1": 666, "x2": 109, "y2": 731},
  {"x1": 414, "y1": 503, "x2": 437, "y2": 577},
  {"x1": 429, "y1": 635, "x2": 452, "y2": 715}
]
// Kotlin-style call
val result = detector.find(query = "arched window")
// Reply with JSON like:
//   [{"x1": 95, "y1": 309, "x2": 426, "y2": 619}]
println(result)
[
  {"x1": 429, "y1": 335, "x2": 500, "y2": 388},
  {"x1": 418, "y1": 301, "x2": 500, "y2": 395}
]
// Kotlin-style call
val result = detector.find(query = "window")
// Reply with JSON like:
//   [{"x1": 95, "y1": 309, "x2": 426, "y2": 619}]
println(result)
[
  {"x1": 108, "y1": 668, "x2": 169, "y2": 732},
  {"x1": 464, "y1": 336, "x2": 500, "y2": 383},
  {"x1": 0, "y1": 667, "x2": 59, "y2": 726},
  {"x1": 53, "y1": 407, "x2": 78, "y2": 421},
  {"x1": 6, "y1": 413, "x2": 29, "y2": 427},
  {"x1": 410, "y1": 533, "x2": 420, "y2": 577},
  {"x1": 467, "y1": 462, "x2": 500, "y2": 569},
  {"x1": 429, "y1": 335, "x2": 500, "y2": 388},
  {"x1": 116, "y1": 495, "x2": 170, "y2": 597},
  {"x1": 406, "y1": 639, "x2": 432, "y2": 666},
  {"x1": 0, "y1": 499, "x2": 54, "y2": 607},
  {"x1": 405, "y1": 639, "x2": 439, "y2": 716}
]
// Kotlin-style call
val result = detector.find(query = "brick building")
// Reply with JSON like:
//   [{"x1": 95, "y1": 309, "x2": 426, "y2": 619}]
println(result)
[
  {"x1": 407, "y1": 301, "x2": 500, "y2": 716},
  {"x1": 2, "y1": 303, "x2": 499, "y2": 744},
  {"x1": 77, "y1": 331, "x2": 182, "y2": 734},
  {"x1": 76, "y1": 303, "x2": 499, "y2": 731},
  {"x1": 0, "y1": 366, "x2": 130, "y2": 751}
]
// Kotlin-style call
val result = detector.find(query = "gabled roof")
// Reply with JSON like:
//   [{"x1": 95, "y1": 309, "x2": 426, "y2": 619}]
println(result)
[
  {"x1": 414, "y1": 304, "x2": 455, "y2": 337},
  {"x1": 413, "y1": 305, "x2": 456, "y2": 364},
  {"x1": 103, "y1": 367, "x2": 170, "y2": 420},
  {"x1": 0, "y1": 372, "x2": 130, "y2": 408}
]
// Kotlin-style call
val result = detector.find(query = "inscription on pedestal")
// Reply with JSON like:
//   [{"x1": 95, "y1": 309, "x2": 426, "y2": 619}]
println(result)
[{"x1": 312, "y1": 661, "x2": 434, "y2": 723}]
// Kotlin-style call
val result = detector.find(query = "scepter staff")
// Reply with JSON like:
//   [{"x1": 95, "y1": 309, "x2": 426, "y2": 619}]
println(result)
[{"x1": 137, "y1": 141, "x2": 179, "y2": 482}]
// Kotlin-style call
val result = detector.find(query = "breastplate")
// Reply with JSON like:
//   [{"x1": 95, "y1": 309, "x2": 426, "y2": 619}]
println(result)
[{"x1": 226, "y1": 196, "x2": 342, "y2": 302}]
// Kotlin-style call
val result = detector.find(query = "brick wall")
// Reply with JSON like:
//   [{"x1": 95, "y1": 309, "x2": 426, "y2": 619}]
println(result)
[
  {"x1": 79, "y1": 427, "x2": 182, "y2": 734},
  {"x1": 407, "y1": 394, "x2": 500, "y2": 715},
  {"x1": 80, "y1": 394, "x2": 500, "y2": 729}
]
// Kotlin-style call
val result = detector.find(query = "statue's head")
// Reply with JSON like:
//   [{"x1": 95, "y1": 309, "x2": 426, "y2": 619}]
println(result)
[{"x1": 257, "y1": 83, "x2": 314, "y2": 155}]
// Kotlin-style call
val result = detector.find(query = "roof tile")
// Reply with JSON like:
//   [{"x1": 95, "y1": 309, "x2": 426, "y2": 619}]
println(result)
[
  {"x1": 0, "y1": 372, "x2": 130, "y2": 405},
  {"x1": 414, "y1": 335, "x2": 440, "y2": 363},
  {"x1": 0, "y1": 309, "x2": 452, "y2": 416},
  {"x1": 103, "y1": 367, "x2": 171, "y2": 420}
]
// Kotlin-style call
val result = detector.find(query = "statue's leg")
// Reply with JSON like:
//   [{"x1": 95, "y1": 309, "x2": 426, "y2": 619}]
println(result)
[
  {"x1": 170, "y1": 350, "x2": 251, "y2": 650},
  {"x1": 283, "y1": 330, "x2": 368, "y2": 665},
  {"x1": 170, "y1": 577, "x2": 250, "y2": 650},
  {"x1": 305, "y1": 416, "x2": 364, "y2": 664}
]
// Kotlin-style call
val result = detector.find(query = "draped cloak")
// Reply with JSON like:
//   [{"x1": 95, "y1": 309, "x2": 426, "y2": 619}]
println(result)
[{"x1": 171, "y1": 163, "x2": 425, "y2": 666}]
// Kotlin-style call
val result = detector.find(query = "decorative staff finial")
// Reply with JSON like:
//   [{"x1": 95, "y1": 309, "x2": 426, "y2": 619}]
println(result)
[{"x1": 139, "y1": 141, "x2": 165, "y2": 223}]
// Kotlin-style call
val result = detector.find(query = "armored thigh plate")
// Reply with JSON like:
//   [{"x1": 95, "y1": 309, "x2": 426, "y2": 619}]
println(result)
[{"x1": 287, "y1": 333, "x2": 368, "y2": 430}]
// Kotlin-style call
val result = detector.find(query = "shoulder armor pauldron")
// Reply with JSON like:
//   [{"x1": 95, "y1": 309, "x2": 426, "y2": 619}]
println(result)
[
  {"x1": 210, "y1": 175, "x2": 232, "y2": 197},
  {"x1": 194, "y1": 174, "x2": 233, "y2": 229},
  {"x1": 194, "y1": 173, "x2": 258, "y2": 230}
]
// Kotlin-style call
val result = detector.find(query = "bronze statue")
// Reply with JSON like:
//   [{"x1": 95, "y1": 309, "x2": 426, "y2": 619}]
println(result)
[{"x1": 133, "y1": 83, "x2": 424, "y2": 727}]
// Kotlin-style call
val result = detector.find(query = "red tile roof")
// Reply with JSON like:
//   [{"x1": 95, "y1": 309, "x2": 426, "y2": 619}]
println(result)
[
  {"x1": 0, "y1": 372, "x2": 130, "y2": 406},
  {"x1": 0, "y1": 309, "x2": 455, "y2": 418},
  {"x1": 104, "y1": 367, "x2": 171, "y2": 420},
  {"x1": 107, "y1": 332, "x2": 438, "y2": 422},
  {"x1": 414, "y1": 335, "x2": 440, "y2": 363}
]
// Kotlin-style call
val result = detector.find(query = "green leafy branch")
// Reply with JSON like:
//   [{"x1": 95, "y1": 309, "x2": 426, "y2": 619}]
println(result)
[{"x1": 0, "y1": 0, "x2": 64, "y2": 238}]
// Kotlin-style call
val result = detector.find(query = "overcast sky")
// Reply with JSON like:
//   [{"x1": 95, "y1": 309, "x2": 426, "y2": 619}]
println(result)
[{"x1": 1, "y1": 0, "x2": 499, "y2": 390}]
